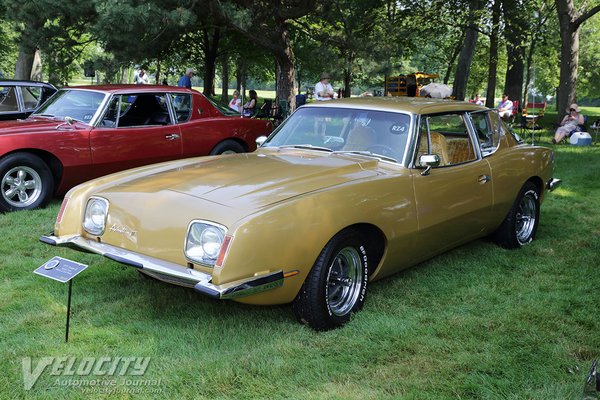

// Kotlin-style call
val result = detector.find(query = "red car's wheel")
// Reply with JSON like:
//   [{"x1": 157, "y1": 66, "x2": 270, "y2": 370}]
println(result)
[{"x1": 0, "y1": 153, "x2": 54, "y2": 212}]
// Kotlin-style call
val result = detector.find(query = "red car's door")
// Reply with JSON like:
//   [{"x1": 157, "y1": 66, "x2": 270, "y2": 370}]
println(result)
[{"x1": 89, "y1": 93, "x2": 182, "y2": 178}]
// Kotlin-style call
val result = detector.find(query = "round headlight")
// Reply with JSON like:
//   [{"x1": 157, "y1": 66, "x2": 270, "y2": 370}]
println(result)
[
  {"x1": 201, "y1": 227, "x2": 224, "y2": 259},
  {"x1": 83, "y1": 197, "x2": 108, "y2": 235},
  {"x1": 185, "y1": 221, "x2": 227, "y2": 267}
]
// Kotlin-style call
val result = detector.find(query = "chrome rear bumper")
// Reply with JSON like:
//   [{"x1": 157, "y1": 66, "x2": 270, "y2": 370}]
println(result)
[
  {"x1": 546, "y1": 178, "x2": 562, "y2": 192},
  {"x1": 40, "y1": 234, "x2": 283, "y2": 300}
]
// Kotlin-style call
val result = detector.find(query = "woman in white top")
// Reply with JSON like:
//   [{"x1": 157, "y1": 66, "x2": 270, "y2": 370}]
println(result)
[
  {"x1": 553, "y1": 103, "x2": 585, "y2": 144},
  {"x1": 228, "y1": 90, "x2": 242, "y2": 112}
]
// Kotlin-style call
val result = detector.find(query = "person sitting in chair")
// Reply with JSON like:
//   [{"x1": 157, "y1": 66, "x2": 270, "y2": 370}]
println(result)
[
  {"x1": 242, "y1": 90, "x2": 258, "y2": 117},
  {"x1": 553, "y1": 103, "x2": 584, "y2": 144},
  {"x1": 497, "y1": 94, "x2": 513, "y2": 120}
]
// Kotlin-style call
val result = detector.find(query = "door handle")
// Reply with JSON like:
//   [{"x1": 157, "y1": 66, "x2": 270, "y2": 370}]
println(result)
[
  {"x1": 165, "y1": 133, "x2": 180, "y2": 140},
  {"x1": 478, "y1": 174, "x2": 491, "y2": 183}
]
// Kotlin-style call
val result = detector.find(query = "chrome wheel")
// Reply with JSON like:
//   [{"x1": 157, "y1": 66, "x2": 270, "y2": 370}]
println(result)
[
  {"x1": 326, "y1": 246, "x2": 364, "y2": 317},
  {"x1": 293, "y1": 229, "x2": 369, "y2": 330},
  {"x1": 515, "y1": 190, "x2": 537, "y2": 244},
  {"x1": 2, "y1": 166, "x2": 43, "y2": 208}
]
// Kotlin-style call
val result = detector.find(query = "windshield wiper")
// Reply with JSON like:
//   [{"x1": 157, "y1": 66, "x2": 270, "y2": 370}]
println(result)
[
  {"x1": 279, "y1": 144, "x2": 333, "y2": 152},
  {"x1": 36, "y1": 114, "x2": 56, "y2": 118},
  {"x1": 333, "y1": 150, "x2": 397, "y2": 163}
]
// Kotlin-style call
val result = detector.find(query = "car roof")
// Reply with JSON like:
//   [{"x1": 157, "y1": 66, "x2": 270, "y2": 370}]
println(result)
[
  {"x1": 303, "y1": 96, "x2": 487, "y2": 114},
  {"x1": 0, "y1": 79, "x2": 57, "y2": 89},
  {"x1": 66, "y1": 84, "x2": 198, "y2": 95}
]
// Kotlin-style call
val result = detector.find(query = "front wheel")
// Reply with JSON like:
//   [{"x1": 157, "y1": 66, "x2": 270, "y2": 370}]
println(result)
[
  {"x1": 0, "y1": 153, "x2": 54, "y2": 212},
  {"x1": 293, "y1": 229, "x2": 369, "y2": 331},
  {"x1": 493, "y1": 182, "x2": 540, "y2": 248},
  {"x1": 209, "y1": 140, "x2": 245, "y2": 155}
]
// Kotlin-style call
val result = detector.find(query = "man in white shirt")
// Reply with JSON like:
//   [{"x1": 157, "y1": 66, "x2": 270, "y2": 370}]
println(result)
[{"x1": 315, "y1": 73, "x2": 334, "y2": 101}]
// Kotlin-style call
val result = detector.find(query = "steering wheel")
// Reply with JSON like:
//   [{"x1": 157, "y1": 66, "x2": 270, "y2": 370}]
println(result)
[{"x1": 366, "y1": 144, "x2": 400, "y2": 161}]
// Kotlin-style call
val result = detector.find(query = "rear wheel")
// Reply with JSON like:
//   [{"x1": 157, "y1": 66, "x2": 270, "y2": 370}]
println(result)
[
  {"x1": 493, "y1": 182, "x2": 540, "y2": 248},
  {"x1": 209, "y1": 140, "x2": 245, "y2": 155},
  {"x1": 293, "y1": 229, "x2": 369, "y2": 331},
  {"x1": 0, "y1": 153, "x2": 54, "y2": 212}
]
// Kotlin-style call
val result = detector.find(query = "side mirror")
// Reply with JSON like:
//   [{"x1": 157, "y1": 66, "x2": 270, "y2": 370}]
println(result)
[
  {"x1": 255, "y1": 136, "x2": 268, "y2": 147},
  {"x1": 419, "y1": 154, "x2": 440, "y2": 167},
  {"x1": 419, "y1": 154, "x2": 440, "y2": 176}
]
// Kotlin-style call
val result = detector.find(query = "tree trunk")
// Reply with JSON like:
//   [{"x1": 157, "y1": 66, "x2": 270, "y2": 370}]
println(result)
[
  {"x1": 553, "y1": 0, "x2": 600, "y2": 120},
  {"x1": 502, "y1": 0, "x2": 531, "y2": 110},
  {"x1": 221, "y1": 54, "x2": 230, "y2": 104},
  {"x1": 503, "y1": 40, "x2": 525, "y2": 110},
  {"x1": 15, "y1": 46, "x2": 36, "y2": 80},
  {"x1": 485, "y1": 0, "x2": 501, "y2": 108},
  {"x1": 155, "y1": 59, "x2": 162, "y2": 84},
  {"x1": 522, "y1": 38, "x2": 537, "y2": 105},
  {"x1": 202, "y1": 28, "x2": 221, "y2": 97},
  {"x1": 443, "y1": 33, "x2": 465, "y2": 85},
  {"x1": 343, "y1": 68, "x2": 351, "y2": 98},
  {"x1": 274, "y1": 46, "x2": 297, "y2": 112},
  {"x1": 452, "y1": 0, "x2": 481, "y2": 101}
]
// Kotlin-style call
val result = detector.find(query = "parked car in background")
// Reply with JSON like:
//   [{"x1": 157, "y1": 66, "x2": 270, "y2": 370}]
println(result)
[
  {"x1": 42, "y1": 97, "x2": 560, "y2": 330},
  {"x1": 0, "y1": 85, "x2": 273, "y2": 211},
  {"x1": 0, "y1": 80, "x2": 57, "y2": 120}
]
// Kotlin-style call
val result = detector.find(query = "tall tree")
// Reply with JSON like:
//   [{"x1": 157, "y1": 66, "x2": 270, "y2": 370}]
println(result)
[
  {"x1": 295, "y1": 0, "x2": 386, "y2": 97},
  {"x1": 217, "y1": 0, "x2": 316, "y2": 111},
  {"x1": 452, "y1": 0, "x2": 484, "y2": 100},
  {"x1": 485, "y1": 0, "x2": 502, "y2": 108},
  {"x1": 554, "y1": 0, "x2": 600, "y2": 119},
  {"x1": 3, "y1": 0, "x2": 96, "y2": 80},
  {"x1": 522, "y1": 1, "x2": 555, "y2": 104},
  {"x1": 502, "y1": 0, "x2": 530, "y2": 109}
]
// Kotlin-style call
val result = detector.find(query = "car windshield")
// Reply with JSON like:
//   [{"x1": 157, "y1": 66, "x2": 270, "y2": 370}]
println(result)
[
  {"x1": 33, "y1": 89, "x2": 107, "y2": 124},
  {"x1": 264, "y1": 107, "x2": 411, "y2": 164}
]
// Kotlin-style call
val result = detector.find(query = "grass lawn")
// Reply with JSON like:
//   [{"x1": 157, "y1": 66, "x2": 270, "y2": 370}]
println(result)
[{"x1": 1, "y1": 107, "x2": 599, "y2": 399}]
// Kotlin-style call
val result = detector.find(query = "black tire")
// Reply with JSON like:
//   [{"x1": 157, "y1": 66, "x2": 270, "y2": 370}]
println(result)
[
  {"x1": 209, "y1": 140, "x2": 245, "y2": 155},
  {"x1": 493, "y1": 182, "x2": 540, "y2": 248},
  {"x1": 293, "y1": 229, "x2": 369, "y2": 331},
  {"x1": 0, "y1": 153, "x2": 54, "y2": 212}
]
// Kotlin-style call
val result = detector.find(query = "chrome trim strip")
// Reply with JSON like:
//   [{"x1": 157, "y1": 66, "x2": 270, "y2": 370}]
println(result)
[
  {"x1": 546, "y1": 178, "x2": 562, "y2": 192},
  {"x1": 40, "y1": 234, "x2": 283, "y2": 299}
]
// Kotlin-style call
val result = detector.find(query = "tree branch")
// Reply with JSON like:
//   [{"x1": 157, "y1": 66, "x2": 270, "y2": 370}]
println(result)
[{"x1": 574, "y1": 4, "x2": 600, "y2": 28}]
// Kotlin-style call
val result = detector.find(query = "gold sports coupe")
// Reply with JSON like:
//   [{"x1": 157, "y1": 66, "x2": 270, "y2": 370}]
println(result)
[{"x1": 41, "y1": 97, "x2": 561, "y2": 331}]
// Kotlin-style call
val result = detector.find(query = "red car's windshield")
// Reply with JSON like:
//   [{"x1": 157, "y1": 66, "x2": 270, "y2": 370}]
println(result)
[{"x1": 34, "y1": 89, "x2": 107, "y2": 124}]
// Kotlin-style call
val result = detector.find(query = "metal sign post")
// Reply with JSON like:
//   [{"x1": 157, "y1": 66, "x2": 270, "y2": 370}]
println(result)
[{"x1": 34, "y1": 257, "x2": 88, "y2": 342}]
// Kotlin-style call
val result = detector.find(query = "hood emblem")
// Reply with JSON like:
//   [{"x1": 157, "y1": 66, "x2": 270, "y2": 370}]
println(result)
[{"x1": 109, "y1": 223, "x2": 137, "y2": 241}]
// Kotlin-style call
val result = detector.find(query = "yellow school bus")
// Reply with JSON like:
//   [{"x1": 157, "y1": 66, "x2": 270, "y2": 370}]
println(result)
[{"x1": 385, "y1": 72, "x2": 439, "y2": 97}]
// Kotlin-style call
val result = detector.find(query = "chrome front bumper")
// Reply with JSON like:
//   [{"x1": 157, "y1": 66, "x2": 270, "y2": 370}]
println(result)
[
  {"x1": 40, "y1": 234, "x2": 283, "y2": 299},
  {"x1": 546, "y1": 178, "x2": 562, "y2": 192}
]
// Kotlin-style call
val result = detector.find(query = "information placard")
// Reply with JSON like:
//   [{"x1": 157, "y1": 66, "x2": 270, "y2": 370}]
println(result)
[{"x1": 34, "y1": 257, "x2": 88, "y2": 283}]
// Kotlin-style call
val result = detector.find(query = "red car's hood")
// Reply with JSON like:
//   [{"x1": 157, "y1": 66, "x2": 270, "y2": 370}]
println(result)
[{"x1": 0, "y1": 116, "x2": 87, "y2": 134}]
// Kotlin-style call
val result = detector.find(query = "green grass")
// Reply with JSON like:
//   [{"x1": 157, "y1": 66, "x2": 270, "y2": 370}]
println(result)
[{"x1": 1, "y1": 111, "x2": 600, "y2": 399}]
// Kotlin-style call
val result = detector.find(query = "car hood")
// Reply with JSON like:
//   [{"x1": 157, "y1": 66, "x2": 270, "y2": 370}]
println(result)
[
  {"x1": 98, "y1": 148, "x2": 382, "y2": 211},
  {"x1": 0, "y1": 116, "x2": 86, "y2": 134}
]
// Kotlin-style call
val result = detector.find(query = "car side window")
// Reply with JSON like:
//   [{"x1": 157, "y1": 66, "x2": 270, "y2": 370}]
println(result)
[
  {"x1": 0, "y1": 86, "x2": 19, "y2": 112},
  {"x1": 22, "y1": 86, "x2": 43, "y2": 110},
  {"x1": 416, "y1": 113, "x2": 477, "y2": 167},
  {"x1": 110, "y1": 93, "x2": 173, "y2": 127},
  {"x1": 470, "y1": 110, "x2": 501, "y2": 156},
  {"x1": 169, "y1": 93, "x2": 192, "y2": 123}
]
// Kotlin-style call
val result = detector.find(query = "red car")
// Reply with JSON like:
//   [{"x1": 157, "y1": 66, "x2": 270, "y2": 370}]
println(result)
[{"x1": 0, "y1": 85, "x2": 273, "y2": 211}]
